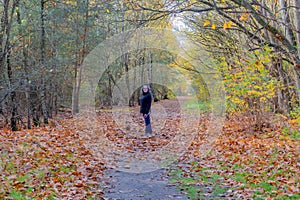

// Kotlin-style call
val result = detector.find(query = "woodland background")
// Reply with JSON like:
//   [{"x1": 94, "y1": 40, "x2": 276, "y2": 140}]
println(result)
[
  {"x1": 0, "y1": 0, "x2": 299, "y2": 199},
  {"x1": 2, "y1": 0, "x2": 300, "y2": 130}
]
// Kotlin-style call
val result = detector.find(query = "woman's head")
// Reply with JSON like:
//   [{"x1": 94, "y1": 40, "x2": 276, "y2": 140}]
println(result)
[{"x1": 142, "y1": 84, "x2": 150, "y2": 94}]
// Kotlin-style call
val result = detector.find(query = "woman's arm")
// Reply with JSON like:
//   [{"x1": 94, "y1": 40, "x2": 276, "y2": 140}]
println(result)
[{"x1": 145, "y1": 94, "x2": 152, "y2": 114}]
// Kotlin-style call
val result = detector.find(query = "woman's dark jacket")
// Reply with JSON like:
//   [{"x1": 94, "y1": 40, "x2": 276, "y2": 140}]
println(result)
[{"x1": 140, "y1": 92, "x2": 152, "y2": 114}]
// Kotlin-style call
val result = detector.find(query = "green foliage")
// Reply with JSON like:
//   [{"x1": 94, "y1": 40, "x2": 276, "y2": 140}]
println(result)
[
  {"x1": 219, "y1": 46, "x2": 279, "y2": 113},
  {"x1": 166, "y1": 90, "x2": 176, "y2": 99},
  {"x1": 291, "y1": 130, "x2": 300, "y2": 140},
  {"x1": 289, "y1": 106, "x2": 300, "y2": 119},
  {"x1": 280, "y1": 126, "x2": 300, "y2": 140}
]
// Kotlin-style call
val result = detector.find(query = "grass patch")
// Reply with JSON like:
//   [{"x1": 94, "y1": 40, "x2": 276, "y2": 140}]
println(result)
[
  {"x1": 183, "y1": 98, "x2": 211, "y2": 113},
  {"x1": 17, "y1": 174, "x2": 30, "y2": 183},
  {"x1": 275, "y1": 194, "x2": 300, "y2": 200},
  {"x1": 9, "y1": 190, "x2": 25, "y2": 200},
  {"x1": 183, "y1": 185, "x2": 199, "y2": 199},
  {"x1": 170, "y1": 167, "x2": 229, "y2": 199},
  {"x1": 233, "y1": 172, "x2": 248, "y2": 184},
  {"x1": 212, "y1": 186, "x2": 228, "y2": 196}
]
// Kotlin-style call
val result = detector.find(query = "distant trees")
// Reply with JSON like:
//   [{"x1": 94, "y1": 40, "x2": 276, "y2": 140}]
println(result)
[
  {"x1": 4, "y1": 0, "x2": 299, "y2": 130},
  {"x1": 0, "y1": 0, "x2": 176, "y2": 130},
  {"x1": 127, "y1": 0, "x2": 300, "y2": 117},
  {"x1": 0, "y1": 0, "x2": 117, "y2": 130}
]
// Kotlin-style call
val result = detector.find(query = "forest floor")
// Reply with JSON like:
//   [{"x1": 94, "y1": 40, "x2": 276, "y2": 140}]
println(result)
[{"x1": 0, "y1": 98, "x2": 299, "y2": 199}]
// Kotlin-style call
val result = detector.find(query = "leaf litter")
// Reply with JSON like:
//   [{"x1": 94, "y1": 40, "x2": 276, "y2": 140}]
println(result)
[{"x1": 0, "y1": 99, "x2": 299, "y2": 199}]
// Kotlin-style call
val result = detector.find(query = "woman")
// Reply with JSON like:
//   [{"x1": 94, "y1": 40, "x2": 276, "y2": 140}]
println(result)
[{"x1": 140, "y1": 84, "x2": 152, "y2": 135}]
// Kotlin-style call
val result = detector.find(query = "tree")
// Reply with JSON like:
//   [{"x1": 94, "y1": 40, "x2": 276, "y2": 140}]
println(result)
[
  {"x1": 1, "y1": 0, "x2": 19, "y2": 131},
  {"x1": 130, "y1": 0, "x2": 300, "y2": 114},
  {"x1": 72, "y1": 0, "x2": 90, "y2": 114}
]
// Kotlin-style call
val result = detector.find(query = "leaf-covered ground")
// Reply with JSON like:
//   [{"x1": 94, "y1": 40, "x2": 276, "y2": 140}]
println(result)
[
  {"x1": 171, "y1": 114, "x2": 300, "y2": 199},
  {"x1": 0, "y1": 118, "x2": 104, "y2": 199},
  {"x1": 0, "y1": 99, "x2": 299, "y2": 199}
]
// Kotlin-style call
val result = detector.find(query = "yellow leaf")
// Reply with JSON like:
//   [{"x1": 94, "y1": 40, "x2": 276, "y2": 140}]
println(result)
[
  {"x1": 223, "y1": 21, "x2": 232, "y2": 30},
  {"x1": 221, "y1": 0, "x2": 225, "y2": 2},
  {"x1": 223, "y1": 22, "x2": 228, "y2": 30},
  {"x1": 203, "y1": 20, "x2": 210, "y2": 27},
  {"x1": 240, "y1": 13, "x2": 249, "y2": 21},
  {"x1": 106, "y1": 9, "x2": 110, "y2": 13},
  {"x1": 212, "y1": 23, "x2": 216, "y2": 30}
]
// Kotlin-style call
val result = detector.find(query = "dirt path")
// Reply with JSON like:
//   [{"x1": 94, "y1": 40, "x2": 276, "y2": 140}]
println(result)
[
  {"x1": 97, "y1": 98, "x2": 196, "y2": 199},
  {"x1": 102, "y1": 168, "x2": 189, "y2": 200},
  {"x1": 74, "y1": 97, "x2": 206, "y2": 199}
]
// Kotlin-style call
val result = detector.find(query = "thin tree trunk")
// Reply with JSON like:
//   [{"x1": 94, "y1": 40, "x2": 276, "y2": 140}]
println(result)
[
  {"x1": 108, "y1": 69, "x2": 112, "y2": 105},
  {"x1": 148, "y1": 51, "x2": 157, "y2": 101},
  {"x1": 276, "y1": 59, "x2": 290, "y2": 114},
  {"x1": 72, "y1": 8, "x2": 80, "y2": 114},
  {"x1": 4, "y1": 0, "x2": 18, "y2": 131},
  {"x1": 16, "y1": 0, "x2": 31, "y2": 128},
  {"x1": 7, "y1": 44, "x2": 17, "y2": 131},
  {"x1": 0, "y1": 0, "x2": 9, "y2": 72},
  {"x1": 140, "y1": 53, "x2": 145, "y2": 85},
  {"x1": 72, "y1": 0, "x2": 89, "y2": 114},
  {"x1": 293, "y1": 0, "x2": 300, "y2": 104},
  {"x1": 130, "y1": 59, "x2": 137, "y2": 106},
  {"x1": 72, "y1": 64, "x2": 82, "y2": 113},
  {"x1": 148, "y1": 51, "x2": 152, "y2": 84},
  {"x1": 40, "y1": 0, "x2": 48, "y2": 123},
  {"x1": 0, "y1": 1, "x2": 8, "y2": 116},
  {"x1": 279, "y1": 0, "x2": 295, "y2": 44},
  {"x1": 124, "y1": 54, "x2": 131, "y2": 106}
]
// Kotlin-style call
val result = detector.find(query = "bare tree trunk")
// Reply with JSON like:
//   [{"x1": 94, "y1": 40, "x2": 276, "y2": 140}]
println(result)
[
  {"x1": 3, "y1": 0, "x2": 18, "y2": 131},
  {"x1": 275, "y1": 58, "x2": 291, "y2": 114},
  {"x1": 40, "y1": 0, "x2": 48, "y2": 123},
  {"x1": 293, "y1": 0, "x2": 300, "y2": 104},
  {"x1": 148, "y1": 51, "x2": 157, "y2": 102},
  {"x1": 140, "y1": 53, "x2": 145, "y2": 85},
  {"x1": 129, "y1": 59, "x2": 137, "y2": 106},
  {"x1": 16, "y1": 0, "x2": 31, "y2": 128},
  {"x1": 148, "y1": 51, "x2": 152, "y2": 84},
  {"x1": 72, "y1": 0, "x2": 89, "y2": 114},
  {"x1": 0, "y1": 0, "x2": 8, "y2": 117},
  {"x1": 0, "y1": 0, "x2": 9, "y2": 72},
  {"x1": 260, "y1": 0, "x2": 274, "y2": 44},
  {"x1": 72, "y1": 64, "x2": 81, "y2": 114},
  {"x1": 7, "y1": 44, "x2": 17, "y2": 131},
  {"x1": 124, "y1": 53, "x2": 132, "y2": 106},
  {"x1": 108, "y1": 69, "x2": 112, "y2": 105},
  {"x1": 279, "y1": 0, "x2": 295, "y2": 44},
  {"x1": 72, "y1": 9, "x2": 81, "y2": 114}
]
